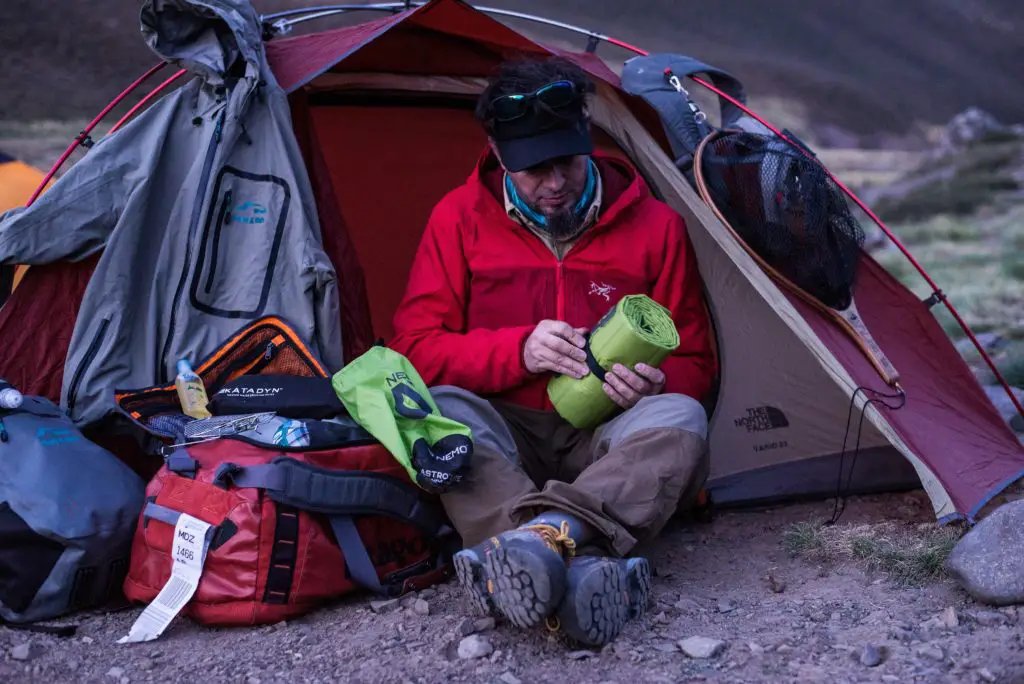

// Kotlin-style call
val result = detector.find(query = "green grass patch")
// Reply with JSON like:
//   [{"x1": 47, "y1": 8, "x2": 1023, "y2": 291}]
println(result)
[
  {"x1": 783, "y1": 520, "x2": 963, "y2": 587},
  {"x1": 1001, "y1": 224, "x2": 1024, "y2": 282}
]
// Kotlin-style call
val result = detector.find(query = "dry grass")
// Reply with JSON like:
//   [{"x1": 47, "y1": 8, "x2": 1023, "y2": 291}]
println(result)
[{"x1": 783, "y1": 520, "x2": 963, "y2": 587}]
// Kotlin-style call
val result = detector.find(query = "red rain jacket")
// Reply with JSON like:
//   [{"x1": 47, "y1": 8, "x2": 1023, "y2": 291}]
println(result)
[{"x1": 389, "y1": 149, "x2": 716, "y2": 412}]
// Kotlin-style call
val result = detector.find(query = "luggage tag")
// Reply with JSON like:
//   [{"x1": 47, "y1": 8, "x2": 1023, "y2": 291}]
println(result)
[{"x1": 117, "y1": 512, "x2": 212, "y2": 644}]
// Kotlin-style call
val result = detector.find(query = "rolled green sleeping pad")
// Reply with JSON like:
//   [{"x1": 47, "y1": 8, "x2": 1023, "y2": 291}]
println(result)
[{"x1": 548, "y1": 294, "x2": 680, "y2": 429}]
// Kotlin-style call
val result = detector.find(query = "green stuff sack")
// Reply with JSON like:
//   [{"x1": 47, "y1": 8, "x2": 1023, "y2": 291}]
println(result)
[
  {"x1": 331, "y1": 345, "x2": 473, "y2": 493},
  {"x1": 548, "y1": 294, "x2": 680, "y2": 429}
]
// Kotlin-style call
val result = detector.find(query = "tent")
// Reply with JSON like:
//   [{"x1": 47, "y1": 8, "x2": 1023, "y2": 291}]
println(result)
[
  {"x1": 0, "y1": 0, "x2": 1020, "y2": 525},
  {"x1": 0, "y1": 150, "x2": 47, "y2": 296}
]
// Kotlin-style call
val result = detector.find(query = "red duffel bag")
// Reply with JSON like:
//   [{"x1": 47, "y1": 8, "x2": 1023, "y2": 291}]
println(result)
[
  {"x1": 116, "y1": 316, "x2": 456, "y2": 626},
  {"x1": 122, "y1": 432, "x2": 456, "y2": 626}
]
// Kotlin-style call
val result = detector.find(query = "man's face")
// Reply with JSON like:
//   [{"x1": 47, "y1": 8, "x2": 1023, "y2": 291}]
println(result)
[{"x1": 506, "y1": 154, "x2": 590, "y2": 221}]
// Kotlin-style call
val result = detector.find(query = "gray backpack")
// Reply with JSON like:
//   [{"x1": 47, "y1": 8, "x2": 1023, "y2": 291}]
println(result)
[{"x1": 0, "y1": 395, "x2": 145, "y2": 629}]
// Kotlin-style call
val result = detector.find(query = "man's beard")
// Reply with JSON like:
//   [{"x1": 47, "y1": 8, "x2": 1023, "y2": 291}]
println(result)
[{"x1": 533, "y1": 205, "x2": 585, "y2": 243}]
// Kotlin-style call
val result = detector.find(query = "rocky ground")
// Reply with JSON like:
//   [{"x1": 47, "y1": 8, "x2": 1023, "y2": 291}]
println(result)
[{"x1": 2, "y1": 491, "x2": 1022, "y2": 684}]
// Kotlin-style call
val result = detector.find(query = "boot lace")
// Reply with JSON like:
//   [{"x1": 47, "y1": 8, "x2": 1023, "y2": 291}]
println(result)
[{"x1": 520, "y1": 520, "x2": 577, "y2": 559}]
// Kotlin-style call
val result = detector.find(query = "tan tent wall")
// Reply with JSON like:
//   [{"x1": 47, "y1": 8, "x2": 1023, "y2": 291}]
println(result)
[{"x1": 304, "y1": 72, "x2": 954, "y2": 520}]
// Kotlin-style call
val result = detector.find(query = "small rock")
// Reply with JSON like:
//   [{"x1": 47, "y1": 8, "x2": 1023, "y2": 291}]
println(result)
[
  {"x1": 399, "y1": 592, "x2": 419, "y2": 609},
  {"x1": 653, "y1": 643, "x2": 678, "y2": 653},
  {"x1": 978, "y1": 667, "x2": 998, "y2": 682},
  {"x1": 10, "y1": 644, "x2": 33, "y2": 661},
  {"x1": 916, "y1": 644, "x2": 944, "y2": 661},
  {"x1": 765, "y1": 574, "x2": 786, "y2": 593},
  {"x1": 748, "y1": 642, "x2": 764, "y2": 655},
  {"x1": 717, "y1": 599, "x2": 736, "y2": 614},
  {"x1": 567, "y1": 650, "x2": 596, "y2": 660},
  {"x1": 499, "y1": 673, "x2": 522, "y2": 684},
  {"x1": 830, "y1": 611, "x2": 841, "y2": 622},
  {"x1": 418, "y1": 588, "x2": 437, "y2": 600},
  {"x1": 81, "y1": 636, "x2": 95, "y2": 645},
  {"x1": 412, "y1": 599, "x2": 430, "y2": 616},
  {"x1": 971, "y1": 610, "x2": 1005, "y2": 627},
  {"x1": 678, "y1": 636, "x2": 725, "y2": 659},
  {"x1": 941, "y1": 606, "x2": 959, "y2": 628},
  {"x1": 859, "y1": 643, "x2": 885, "y2": 667},
  {"x1": 457, "y1": 634, "x2": 493, "y2": 660},
  {"x1": 458, "y1": 617, "x2": 477, "y2": 636},
  {"x1": 106, "y1": 667, "x2": 126, "y2": 679},
  {"x1": 473, "y1": 617, "x2": 496, "y2": 632},
  {"x1": 370, "y1": 599, "x2": 400, "y2": 614},
  {"x1": 881, "y1": 676, "x2": 900, "y2": 683},
  {"x1": 654, "y1": 611, "x2": 668, "y2": 624},
  {"x1": 674, "y1": 597, "x2": 703, "y2": 613}
]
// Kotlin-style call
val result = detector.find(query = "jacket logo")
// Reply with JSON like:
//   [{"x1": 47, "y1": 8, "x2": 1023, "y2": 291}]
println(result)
[
  {"x1": 232, "y1": 201, "x2": 267, "y2": 225},
  {"x1": 589, "y1": 281, "x2": 615, "y2": 301},
  {"x1": 36, "y1": 427, "x2": 81, "y2": 446}
]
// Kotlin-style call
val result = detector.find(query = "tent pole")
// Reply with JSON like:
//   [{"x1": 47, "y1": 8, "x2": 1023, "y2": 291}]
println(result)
[
  {"x1": 26, "y1": 62, "x2": 168, "y2": 207},
  {"x1": 106, "y1": 69, "x2": 188, "y2": 136}
]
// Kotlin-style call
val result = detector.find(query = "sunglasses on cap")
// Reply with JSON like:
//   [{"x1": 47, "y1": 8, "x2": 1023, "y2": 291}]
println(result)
[{"x1": 490, "y1": 80, "x2": 585, "y2": 122}]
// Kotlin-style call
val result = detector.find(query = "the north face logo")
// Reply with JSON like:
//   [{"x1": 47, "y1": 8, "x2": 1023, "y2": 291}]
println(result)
[
  {"x1": 735, "y1": 406, "x2": 789, "y2": 433},
  {"x1": 589, "y1": 281, "x2": 615, "y2": 301}
]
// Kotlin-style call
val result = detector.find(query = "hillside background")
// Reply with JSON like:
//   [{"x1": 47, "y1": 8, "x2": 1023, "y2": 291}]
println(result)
[{"x1": 1, "y1": 0, "x2": 1023, "y2": 146}]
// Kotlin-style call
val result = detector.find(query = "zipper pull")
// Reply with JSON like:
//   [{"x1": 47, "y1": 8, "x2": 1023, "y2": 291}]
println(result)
[
  {"x1": 0, "y1": 417, "x2": 8, "y2": 443},
  {"x1": 264, "y1": 342, "x2": 274, "y2": 360}
]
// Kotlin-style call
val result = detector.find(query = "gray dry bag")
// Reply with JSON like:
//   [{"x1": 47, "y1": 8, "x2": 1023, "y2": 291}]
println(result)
[{"x1": 0, "y1": 395, "x2": 145, "y2": 629}]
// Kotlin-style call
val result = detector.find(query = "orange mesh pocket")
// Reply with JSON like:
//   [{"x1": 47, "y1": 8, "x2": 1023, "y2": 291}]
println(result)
[{"x1": 115, "y1": 316, "x2": 330, "y2": 432}]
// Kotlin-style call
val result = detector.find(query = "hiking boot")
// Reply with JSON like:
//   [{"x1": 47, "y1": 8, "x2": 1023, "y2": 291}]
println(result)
[
  {"x1": 551, "y1": 555, "x2": 652, "y2": 647},
  {"x1": 453, "y1": 520, "x2": 577, "y2": 628}
]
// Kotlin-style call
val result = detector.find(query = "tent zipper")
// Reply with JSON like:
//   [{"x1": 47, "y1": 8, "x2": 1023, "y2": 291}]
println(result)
[{"x1": 158, "y1": 108, "x2": 226, "y2": 384}]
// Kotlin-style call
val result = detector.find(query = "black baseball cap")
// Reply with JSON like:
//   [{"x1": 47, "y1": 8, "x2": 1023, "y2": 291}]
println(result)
[{"x1": 490, "y1": 103, "x2": 593, "y2": 172}]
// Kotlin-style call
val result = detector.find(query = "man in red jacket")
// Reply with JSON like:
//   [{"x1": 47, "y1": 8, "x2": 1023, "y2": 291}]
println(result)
[{"x1": 390, "y1": 57, "x2": 716, "y2": 646}]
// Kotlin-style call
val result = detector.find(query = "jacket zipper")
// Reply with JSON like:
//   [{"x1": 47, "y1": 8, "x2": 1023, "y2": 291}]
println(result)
[
  {"x1": 556, "y1": 261, "x2": 565, "y2": 321},
  {"x1": 204, "y1": 188, "x2": 233, "y2": 294},
  {"x1": 67, "y1": 316, "x2": 111, "y2": 413},
  {"x1": 158, "y1": 108, "x2": 226, "y2": 383}
]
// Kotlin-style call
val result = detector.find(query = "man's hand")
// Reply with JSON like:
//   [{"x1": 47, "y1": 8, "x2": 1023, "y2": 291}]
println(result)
[
  {"x1": 603, "y1": 363, "x2": 666, "y2": 409},
  {"x1": 523, "y1": 320, "x2": 591, "y2": 378}
]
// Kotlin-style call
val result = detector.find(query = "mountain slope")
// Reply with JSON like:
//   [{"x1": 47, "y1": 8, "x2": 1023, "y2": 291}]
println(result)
[{"x1": 1, "y1": 0, "x2": 1021, "y2": 140}]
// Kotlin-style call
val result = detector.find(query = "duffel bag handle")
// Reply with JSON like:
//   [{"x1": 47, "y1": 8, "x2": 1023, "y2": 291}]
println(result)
[{"x1": 212, "y1": 457, "x2": 452, "y2": 596}]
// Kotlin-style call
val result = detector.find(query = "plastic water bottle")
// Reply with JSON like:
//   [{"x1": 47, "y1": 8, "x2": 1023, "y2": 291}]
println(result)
[
  {"x1": 174, "y1": 360, "x2": 211, "y2": 420},
  {"x1": 0, "y1": 379, "x2": 23, "y2": 410}
]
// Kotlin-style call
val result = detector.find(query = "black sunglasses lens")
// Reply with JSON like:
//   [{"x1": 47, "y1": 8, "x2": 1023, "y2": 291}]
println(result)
[
  {"x1": 493, "y1": 95, "x2": 528, "y2": 121},
  {"x1": 536, "y1": 81, "x2": 577, "y2": 108}
]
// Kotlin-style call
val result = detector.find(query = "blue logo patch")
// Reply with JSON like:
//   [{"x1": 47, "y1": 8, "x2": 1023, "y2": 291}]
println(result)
[
  {"x1": 232, "y1": 201, "x2": 267, "y2": 225},
  {"x1": 36, "y1": 427, "x2": 81, "y2": 447}
]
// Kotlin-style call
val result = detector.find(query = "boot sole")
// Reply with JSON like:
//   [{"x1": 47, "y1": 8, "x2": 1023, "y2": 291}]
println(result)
[
  {"x1": 561, "y1": 557, "x2": 652, "y2": 647},
  {"x1": 453, "y1": 551, "x2": 494, "y2": 617},
  {"x1": 483, "y1": 544, "x2": 566, "y2": 629}
]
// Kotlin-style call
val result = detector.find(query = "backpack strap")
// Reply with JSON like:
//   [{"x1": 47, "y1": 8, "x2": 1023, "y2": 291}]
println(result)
[
  {"x1": 621, "y1": 53, "x2": 748, "y2": 173},
  {"x1": 213, "y1": 457, "x2": 452, "y2": 596}
]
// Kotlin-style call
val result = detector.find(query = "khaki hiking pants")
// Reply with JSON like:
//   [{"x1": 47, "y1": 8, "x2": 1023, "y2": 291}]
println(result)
[{"x1": 431, "y1": 386, "x2": 710, "y2": 557}]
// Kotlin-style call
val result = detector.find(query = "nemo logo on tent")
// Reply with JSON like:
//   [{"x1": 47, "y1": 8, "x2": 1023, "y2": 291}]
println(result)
[
  {"x1": 735, "y1": 406, "x2": 789, "y2": 433},
  {"x1": 232, "y1": 201, "x2": 267, "y2": 225}
]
